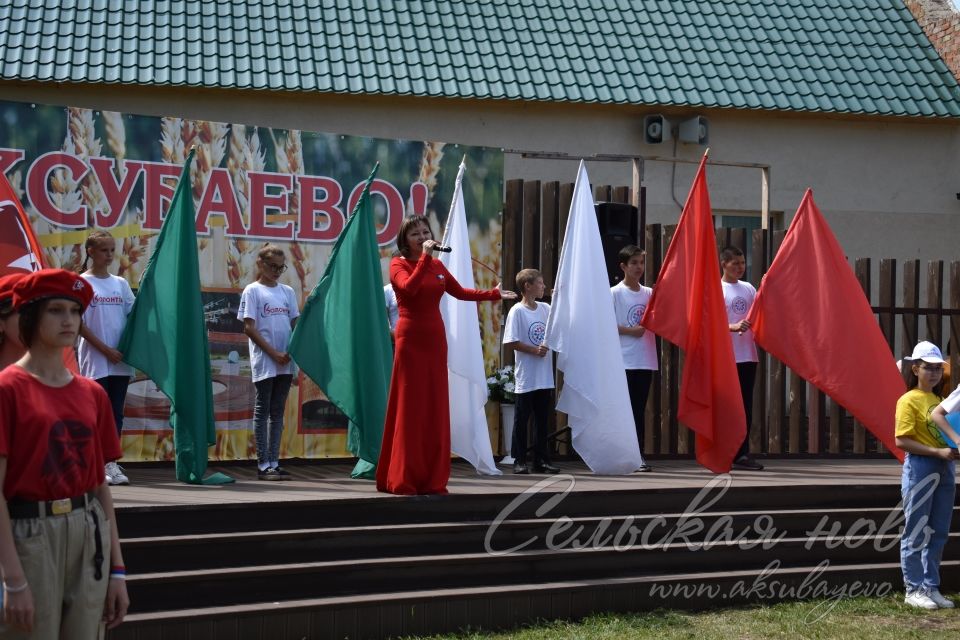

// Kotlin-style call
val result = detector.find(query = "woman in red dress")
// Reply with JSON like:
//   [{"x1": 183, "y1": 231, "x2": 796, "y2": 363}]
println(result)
[{"x1": 377, "y1": 216, "x2": 516, "y2": 495}]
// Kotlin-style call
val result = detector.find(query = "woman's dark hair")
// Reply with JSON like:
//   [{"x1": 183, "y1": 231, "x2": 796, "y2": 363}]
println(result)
[
  {"x1": 17, "y1": 299, "x2": 83, "y2": 348},
  {"x1": 395, "y1": 215, "x2": 434, "y2": 258}
]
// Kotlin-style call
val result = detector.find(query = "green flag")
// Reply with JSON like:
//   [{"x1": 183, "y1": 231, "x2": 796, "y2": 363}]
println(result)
[
  {"x1": 118, "y1": 150, "x2": 232, "y2": 485},
  {"x1": 289, "y1": 163, "x2": 392, "y2": 479}
]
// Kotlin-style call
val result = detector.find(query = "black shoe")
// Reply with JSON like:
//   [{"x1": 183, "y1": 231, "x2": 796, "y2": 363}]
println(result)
[
  {"x1": 636, "y1": 463, "x2": 653, "y2": 473},
  {"x1": 733, "y1": 456, "x2": 764, "y2": 471},
  {"x1": 274, "y1": 466, "x2": 293, "y2": 480},
  {"x1": 258, "y1": 468, "x2": 282, "y2": 481},
  {"x1": 513, "y1": 462, "x2": 530, "y2": 474},
  {"x1": 533, "y1": 461, "x2": 560, "y2": 474}
]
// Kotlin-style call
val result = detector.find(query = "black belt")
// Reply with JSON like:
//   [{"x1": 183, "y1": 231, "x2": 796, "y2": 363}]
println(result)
[
  {"x1": 7, "y1": 491, "x2": 96, "y2": 519},
  {"x1": 7, "y1": 490, "x2": 104, "y2": 580}
]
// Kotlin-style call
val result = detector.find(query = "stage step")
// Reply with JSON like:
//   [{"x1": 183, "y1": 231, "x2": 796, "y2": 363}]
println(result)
[
  {"x1": 107, "y1": 478, "x2": 959, "y2": 640},
  {"x1": 115, "y1": 481, "x2": 903, "y2": 537},
  {"x1": 120, "y1": 507, "x2": 935, "y2": 572},
  {"x1": 111, "y1": 560, "x2": 960, "y2": 640}
]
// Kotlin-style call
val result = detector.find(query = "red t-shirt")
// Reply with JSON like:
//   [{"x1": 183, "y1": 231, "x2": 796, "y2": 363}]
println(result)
[{"x1": 0, "y1": 366, "x2": 122, "y2": 501}]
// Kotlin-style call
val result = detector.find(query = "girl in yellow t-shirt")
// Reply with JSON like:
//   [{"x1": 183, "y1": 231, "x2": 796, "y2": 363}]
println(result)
[{"x1": 895, "y1": 341, "x2": 960, "y2": 610}]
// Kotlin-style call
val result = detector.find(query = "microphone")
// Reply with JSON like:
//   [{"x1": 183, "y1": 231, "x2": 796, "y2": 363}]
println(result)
[{"x1": 433, "y1": 245, "x2": 453, "y2": 253}]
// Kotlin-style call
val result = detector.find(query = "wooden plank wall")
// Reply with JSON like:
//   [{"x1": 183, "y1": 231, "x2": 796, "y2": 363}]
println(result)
[{"x1": 501, "y1": 180, "x2": 960, "y2": 457}]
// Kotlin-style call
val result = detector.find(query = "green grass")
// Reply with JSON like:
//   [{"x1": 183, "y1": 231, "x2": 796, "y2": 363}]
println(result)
[{"x1": 405, "y1": 595, "x2": 960, "y2": 640}]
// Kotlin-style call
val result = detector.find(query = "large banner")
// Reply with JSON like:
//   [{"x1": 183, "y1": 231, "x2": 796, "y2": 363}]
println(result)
[{"x1": 0, "y1": 100, "x2": 505, "y2": 462}]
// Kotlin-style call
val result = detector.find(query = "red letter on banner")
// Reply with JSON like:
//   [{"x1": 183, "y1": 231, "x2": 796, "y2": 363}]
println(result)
[
  {"x1": 196, "y1": 168, "x2": 246, "y2": 236},
  {"x1": 346, "y1": 179, "x2": 404, "y2": 245},
  {"x1": 0, "y1": 148, "x2": 25, "y2": 175},
  {"x1": 27, "y1": 152, "x2": 89, "y2": 228},
  {"x1": 88, "y1": 158, "x2": 144, "y2": 228},
  {"x1": 141, "y1": 161, "x2": 181, "y2": 231},
  {"x1": 248, "y1": 172, "x2": 294, "y2": 240},
  {"x1": 297, "y1": 175, "x2": 344, "y2": 242}
]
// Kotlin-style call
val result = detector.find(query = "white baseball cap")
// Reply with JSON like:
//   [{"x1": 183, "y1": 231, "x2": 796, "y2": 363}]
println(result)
[{"x1": 904, "y1": 341, "x2": 946, "y2": 364}]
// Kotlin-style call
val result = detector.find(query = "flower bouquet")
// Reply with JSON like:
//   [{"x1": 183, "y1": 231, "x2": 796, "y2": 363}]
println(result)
[{"x1": 486, "y1": 365, "x2": 516, "y2": 403}]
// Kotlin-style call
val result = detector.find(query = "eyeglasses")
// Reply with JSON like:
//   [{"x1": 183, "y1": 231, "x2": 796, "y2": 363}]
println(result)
[{"x1": 265, "y1": 263, "x2": 287, "y2": 274}]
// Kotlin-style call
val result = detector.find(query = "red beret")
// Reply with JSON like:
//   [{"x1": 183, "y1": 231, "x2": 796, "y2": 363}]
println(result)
[
  {"x1": 0, "y1": 272, "x2": 28, "y2": 305},
  {"x1": 12, "y1": 269, "x2": 94, "y2": 312}
]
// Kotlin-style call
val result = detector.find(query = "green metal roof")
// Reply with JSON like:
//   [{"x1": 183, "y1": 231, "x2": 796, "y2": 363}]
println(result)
[{"x1": 1, "y1": 0, "x2": 959, "y2": 118}]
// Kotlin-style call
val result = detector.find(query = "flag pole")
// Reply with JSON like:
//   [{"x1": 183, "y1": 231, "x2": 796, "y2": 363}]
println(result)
[{"x1": 441, "y1": 155, "x2": 467, "y2": 246}]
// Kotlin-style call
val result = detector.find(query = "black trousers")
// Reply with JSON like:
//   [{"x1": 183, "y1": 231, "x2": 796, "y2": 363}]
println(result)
[
  {"x1": 512, "y1": 388, "x2": 552, "y2": 464},
  {"x1": 95, "y1": 375, "x2": 129, "y2": 437},
  {"x1": 625, "y1": 369, "x2": 653, "y2": 451},
  {"x1": 736, "y1": 362, "x2": 757, "y2": 459}
]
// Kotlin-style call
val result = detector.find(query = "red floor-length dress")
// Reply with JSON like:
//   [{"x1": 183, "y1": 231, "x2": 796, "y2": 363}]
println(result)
[{"x1": 376, "y1": 252, "x2": 501, "y2": 495}]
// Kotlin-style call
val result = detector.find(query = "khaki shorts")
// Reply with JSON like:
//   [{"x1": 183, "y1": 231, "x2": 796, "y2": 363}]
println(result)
[{"x1": 1, "y1": 499, "x2": 110, "y2": 640}]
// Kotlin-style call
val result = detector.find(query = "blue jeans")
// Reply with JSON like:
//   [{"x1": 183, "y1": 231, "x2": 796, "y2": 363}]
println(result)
[
  {"x1": 900, "y1": 452, "x2": 956, "y2": 592},
  {"x1": 253, "y1": 375, "x2": 293, "y2": 466}
]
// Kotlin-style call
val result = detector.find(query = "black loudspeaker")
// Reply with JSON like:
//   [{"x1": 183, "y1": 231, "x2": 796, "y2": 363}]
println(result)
[{"x1": 595, "y1": 202, "x2": 639, "y2": 287}]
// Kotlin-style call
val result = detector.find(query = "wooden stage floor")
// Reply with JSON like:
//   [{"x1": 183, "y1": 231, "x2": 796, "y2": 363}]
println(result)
[{"x1": 110, "y1": 458, "x2": 909, "y2": 509}]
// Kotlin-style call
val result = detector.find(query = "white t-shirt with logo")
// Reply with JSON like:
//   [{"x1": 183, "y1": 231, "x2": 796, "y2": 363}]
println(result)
[
  {"x1": 78, "y1": 273, "x2": 136, "y2": 379},
  {"x1": 238, "y1": 281, "x2": 300, "y2": 382},
  {"x1": 722, "y1": 279, "x2": 759, "y2": 363},
  {"x1": 610, "y1": 282, "x2": 658, "y2": 371},
  {"x1": 502, "y1": 301, "x2": 554, "y2": 393},
  {"x1": 384, "y1": 284, "x2": 399, "y2": 332}
]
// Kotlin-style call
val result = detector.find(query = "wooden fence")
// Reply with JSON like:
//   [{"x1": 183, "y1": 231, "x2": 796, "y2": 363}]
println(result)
[{"x1": 502, "y1": 179, "x2": 960, "y2": 458}]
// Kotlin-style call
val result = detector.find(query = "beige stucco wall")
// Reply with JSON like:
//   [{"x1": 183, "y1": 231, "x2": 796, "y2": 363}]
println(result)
[{"x1": 2, "y1": 80, "x2": 959, "y2": 266}]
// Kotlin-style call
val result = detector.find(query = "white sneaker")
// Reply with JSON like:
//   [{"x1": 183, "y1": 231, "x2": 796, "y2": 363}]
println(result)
[
  {"x1": 105, "y1": 462, "x2": 130, "y2": 486},
  {"x1": 928, "y1": 589, "x2": 955, "y2": 609},
  {"x1": 904, "y1": 590, "x2": 939, "y2": 610}
]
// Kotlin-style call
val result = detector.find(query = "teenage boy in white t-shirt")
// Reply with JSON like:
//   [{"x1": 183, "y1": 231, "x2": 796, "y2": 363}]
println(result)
[
  {"x1": 720, "y1": 246, "x2": 764, "y2": 471},
  {"x1": 611, "y1": 245, "x2": 656, "y2": 472},
  {"x1": 502, "y1": 269, "x2": 559, "y2": 475},
  {"x1": 239, "y1": 245, "x2": 300, "y2": 481}
]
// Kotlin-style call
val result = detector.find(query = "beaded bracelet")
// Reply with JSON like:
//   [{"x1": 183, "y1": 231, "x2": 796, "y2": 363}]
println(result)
[{"x1": 2, "y1": 581, "x2": 28, "y2": 593}]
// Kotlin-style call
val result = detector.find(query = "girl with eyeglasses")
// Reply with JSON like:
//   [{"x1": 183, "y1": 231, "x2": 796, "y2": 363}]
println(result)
[
  {"x1": 238, "y1": 245, "x2": 300, "y2": 481},
  {"x1": 895, "y1": 341, "x2": 959, "y2": 610}
]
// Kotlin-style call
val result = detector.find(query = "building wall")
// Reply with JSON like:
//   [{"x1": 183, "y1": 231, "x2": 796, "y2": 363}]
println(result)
[
  {"x1": 2, "y1": 80, "x2": 959, "y2": 266},
  {"x1": 906, "y1": 0, "x2": 960, "y2": 81}
]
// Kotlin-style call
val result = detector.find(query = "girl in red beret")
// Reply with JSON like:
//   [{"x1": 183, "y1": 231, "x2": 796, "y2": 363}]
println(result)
[{"x1": 0, "y1": 269, "x2": 129, "y2": 637}]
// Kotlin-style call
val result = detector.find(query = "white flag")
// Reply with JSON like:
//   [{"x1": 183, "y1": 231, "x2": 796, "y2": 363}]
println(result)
[
  {"x1": 440, "y1": 160, "x2": 502, "y2": 476},
  {"x1": 544, "y1": 160, "x2": 644, "y2": 474}
]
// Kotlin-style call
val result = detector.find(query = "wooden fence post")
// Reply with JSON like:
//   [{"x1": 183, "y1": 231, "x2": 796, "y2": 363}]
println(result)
[
  {"x1": 927, "y1": 260, "x2": 944, "y2": 348},
  {"x1": 850, "y1": 258, "x2": 871, "y2": 454},
  {"x1": 902, "y1": 260, "x2": 920, "y2": 353},
  {"x1": 951, "y1": 262, "x2": 960, "y2": 396},
  {"x1": 751, "y1": 228, "x2": 767, "y2": 453}
]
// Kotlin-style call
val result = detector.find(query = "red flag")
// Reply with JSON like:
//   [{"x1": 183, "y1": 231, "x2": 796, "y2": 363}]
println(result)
[
  {"x1": 0, "y1": 172, "x2": 79, "y2": 373},
  {"x1": 641, "y1": 155, "x2": 746, "y2": 473},
  {"x1": 0, "y1": 172, "x2": 45, "y2": 276},
  {"x1": 746, "y1": 190, "x2": 904, "y2": 462}
]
